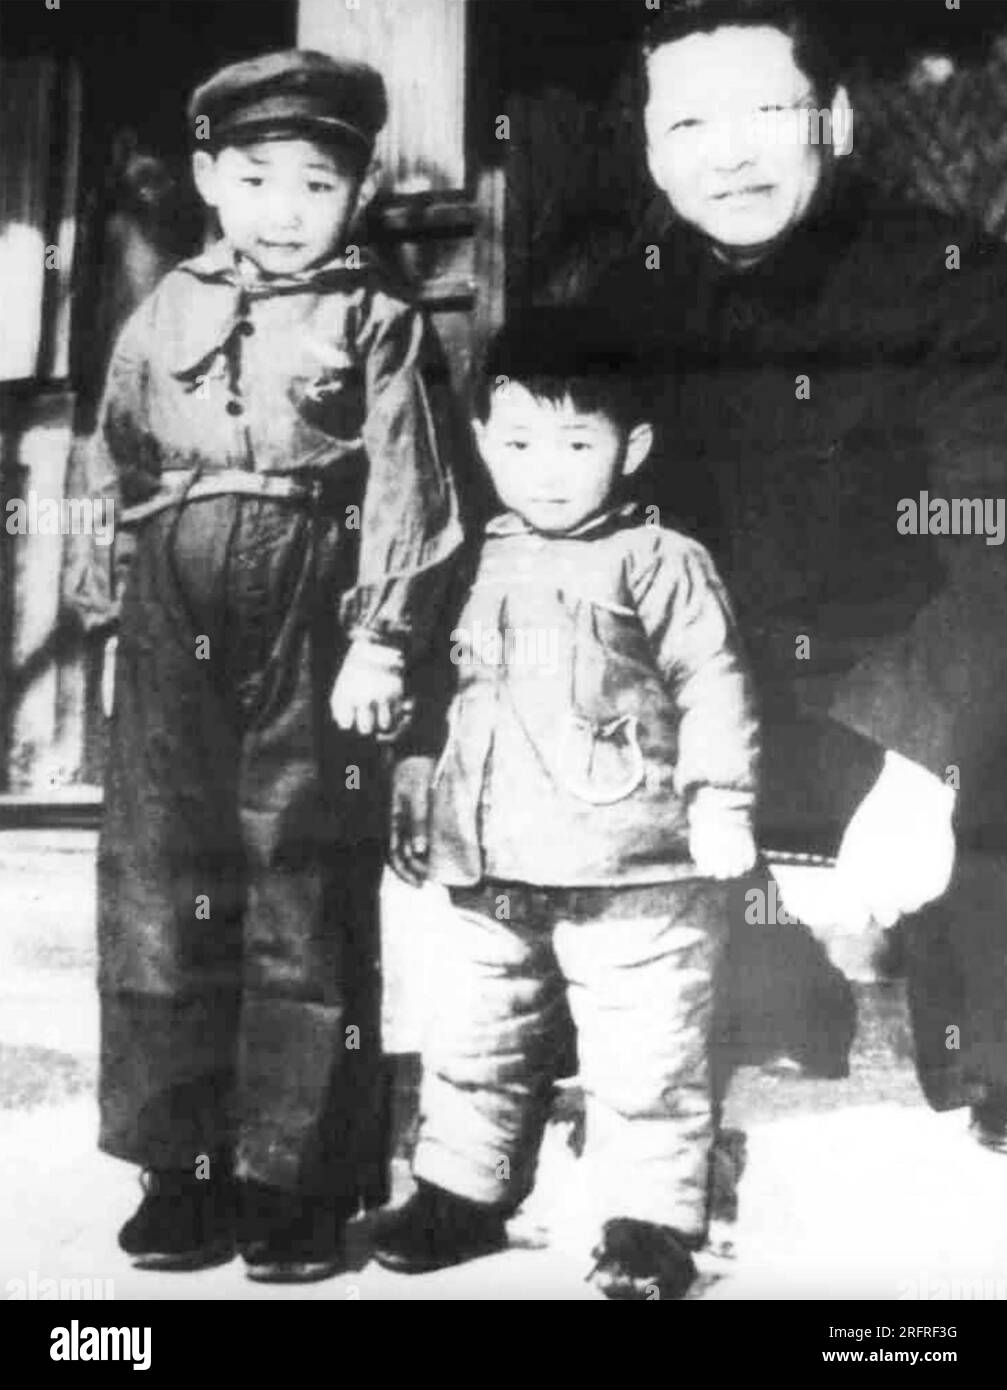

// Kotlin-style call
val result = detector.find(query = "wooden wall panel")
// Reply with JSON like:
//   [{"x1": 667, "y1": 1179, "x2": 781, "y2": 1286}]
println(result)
[{"x1": 299, "y1": 0, "x2": 466, "y2": 192}]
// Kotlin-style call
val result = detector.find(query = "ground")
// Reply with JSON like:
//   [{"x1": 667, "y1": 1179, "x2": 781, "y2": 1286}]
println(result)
[{"x1": 2, "y1": 829, "x2": 1006, "y2": 1302}]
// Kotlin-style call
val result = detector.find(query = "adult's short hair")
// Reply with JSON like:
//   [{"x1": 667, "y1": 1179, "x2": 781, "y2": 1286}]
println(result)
[{"x1": 641, "y1": 0, "x2": 846, "y2": 106}]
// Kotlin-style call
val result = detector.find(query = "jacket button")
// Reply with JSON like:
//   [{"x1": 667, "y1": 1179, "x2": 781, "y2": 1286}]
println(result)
[
  {"x1": 226, "y1": 399, "x2": 244, "y2": 416},
  {"x1": 236, "y1": 319, "x2": 254, "y2": 336}
]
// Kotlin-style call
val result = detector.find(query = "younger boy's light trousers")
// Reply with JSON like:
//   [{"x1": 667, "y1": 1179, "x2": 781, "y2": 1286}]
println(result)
[{"x1": 413, "y1": 878, "x2": 729, "y2": 1240}]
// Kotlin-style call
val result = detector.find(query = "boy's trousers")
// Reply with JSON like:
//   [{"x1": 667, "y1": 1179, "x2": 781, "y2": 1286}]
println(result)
[
  {"x1": 98, "y1": 495, "x2": 387, "y2": 1205},
  {"x1": 414, "y1": 878, "x2": 729, "y2": 1239}
]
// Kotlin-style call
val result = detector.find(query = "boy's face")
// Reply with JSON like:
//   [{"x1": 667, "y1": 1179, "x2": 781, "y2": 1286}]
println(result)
[
  {"x1": 473, "y1": 383, "x2": 652, "y2": 535},
  {"x1": 192, "y1": 137, "x2": 362, "y2": 276},
  {"x1": 644, "y1": 25, "x2": 850, "y2": 258}
]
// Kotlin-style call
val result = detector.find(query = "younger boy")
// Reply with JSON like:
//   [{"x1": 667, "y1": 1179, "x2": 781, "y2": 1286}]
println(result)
[
  {"x1": 63, "y1": 50, "x2": 461, "y2": 1282},
  {"x1": 377, "y1": 311, "x2": 760, "y2": 1300}
]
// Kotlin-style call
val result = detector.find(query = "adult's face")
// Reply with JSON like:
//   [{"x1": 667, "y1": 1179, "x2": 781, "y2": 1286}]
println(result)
[{"x1": 644, "y1": 25, "x2": 849, "y2": 259}]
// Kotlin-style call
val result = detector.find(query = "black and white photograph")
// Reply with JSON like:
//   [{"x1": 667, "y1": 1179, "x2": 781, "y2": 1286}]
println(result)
[{"x1": 2, "y1": 0, "x2": 1007, "y2": 1343}]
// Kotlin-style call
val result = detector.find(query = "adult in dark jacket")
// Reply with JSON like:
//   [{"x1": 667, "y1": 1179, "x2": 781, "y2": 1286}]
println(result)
[{"x1": 591, "y1": 0, "x2": 1007, "y2": 1137}]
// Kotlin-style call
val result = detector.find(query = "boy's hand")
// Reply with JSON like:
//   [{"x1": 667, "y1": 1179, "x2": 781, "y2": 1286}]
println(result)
[
  {"x1": 689, "y1": 820, "x2": 758, "y2": 879},
  {"x1": 102, "y1": 636, "x2": 118, "y2": 719},
  {"x1": 329, "y1": 639, "x2": 413, "y2": 740},
  {"x1": 688, "y1": 790, "x2": 757, "y2": 880},
  {"x1": 390, "y1": 755, "x2": 435, "y2": 887}
]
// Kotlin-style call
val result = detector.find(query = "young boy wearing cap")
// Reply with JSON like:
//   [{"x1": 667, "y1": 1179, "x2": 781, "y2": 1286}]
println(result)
[
  {"x1": 65, "y1": 49, "x2": 462, "y2": 1283},
  {"x1": 379, "y1": 312, "x2": 760, "y2": 1299}
]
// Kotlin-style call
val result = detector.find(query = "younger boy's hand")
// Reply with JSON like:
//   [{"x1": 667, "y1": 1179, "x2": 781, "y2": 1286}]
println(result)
[
  {"x1": 390, "y1": 755, "x2": 435, "y2": 887},
  {"x1": 688, "y1": 790, "x2": 758, "y2": 880},
  {"x1": 330, "y1": 639, "x2": 413, "y2": 740},
  {"x1": 689, "y1": 820, "x2": 758, "y2": 879}
]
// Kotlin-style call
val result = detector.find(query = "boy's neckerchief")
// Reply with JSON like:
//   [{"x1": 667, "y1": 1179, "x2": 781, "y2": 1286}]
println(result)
[
  {"x1": 183, "y1": 236, "x2": 375, "y2": 291},
  {"x1": 168, "y1": 239, "x2": 376, "y2": 383}
]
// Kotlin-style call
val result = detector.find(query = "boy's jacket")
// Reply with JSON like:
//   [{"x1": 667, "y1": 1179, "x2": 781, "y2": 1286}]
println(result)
[
  {"x1": 428, "y1": 506, "x2": 759, "y2": 886},
  {"x1": 62, "y1": 241, "x2": 462, "y2": 653}
]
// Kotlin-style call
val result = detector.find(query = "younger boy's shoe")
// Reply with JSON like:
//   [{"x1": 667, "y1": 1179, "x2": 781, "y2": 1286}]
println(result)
[
  {"x1": 587, "y1": 1218, "x2": 697, "y2": 1301},
  {"x1": 371, "y1": 1180, "x2": 508, "y2": 1273},
  {"x1": 118, "y1": 1168, "x2": 236, "y2": 1271},
  {"x1": 239, "y1": 1181, "x2": 350, "y2": 1284}
]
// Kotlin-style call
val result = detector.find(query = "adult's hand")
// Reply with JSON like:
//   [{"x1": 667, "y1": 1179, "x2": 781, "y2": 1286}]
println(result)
[
  {"x1": 834, "y1": 749, "x2": 956, "y2": 928},
  {"x1": 389, "y1": 755, "x2": 435, "y2": 888}
]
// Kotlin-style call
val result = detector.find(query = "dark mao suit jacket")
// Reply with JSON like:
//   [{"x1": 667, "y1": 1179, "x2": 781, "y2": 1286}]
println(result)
[{"x1": 592, "y1": 173, "x2": 1007, "y2": 1106}]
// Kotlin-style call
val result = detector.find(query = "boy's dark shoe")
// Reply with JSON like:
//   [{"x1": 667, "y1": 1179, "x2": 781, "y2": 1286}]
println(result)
[
  {"x1": 970, "y1": 1090, "x2": 1007, "y2": 1154},
  {"x1": 588, "y1": 1218, "x2": 697, "y2": 1301},
  {"x1": 371, "y1": 1180, "x2": 508, "y2": 1273},
  {"x1": 239, "y1": 1181, "x2": 351, "y2": 1284},
  {"x1": 118, "y1": 1168, "x2": 236, "y2": 1271}
]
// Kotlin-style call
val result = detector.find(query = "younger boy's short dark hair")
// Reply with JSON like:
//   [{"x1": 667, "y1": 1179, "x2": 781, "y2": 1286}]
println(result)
[
  {"x1": 475, "y1": 307, "x2": 648, "y2": 431},
  {"x1": 642, "y1": 0, "x2": 845, "y2": 106}
]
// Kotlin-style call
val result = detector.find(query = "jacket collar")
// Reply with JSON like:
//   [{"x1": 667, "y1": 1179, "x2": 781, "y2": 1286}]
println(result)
[
  {"x1": 486, "y1": 502, "x2": 641, "y2": 541},
  {"x1": 179, "y1": 237, "x2": 376, "y2": 289},
  {"x1": 167, "y1": 239, "x2": 376, "y2": 380}
]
